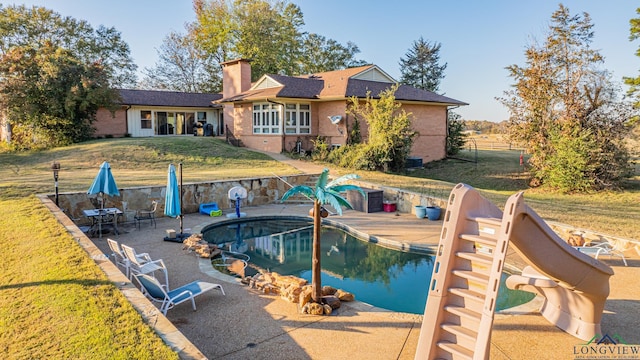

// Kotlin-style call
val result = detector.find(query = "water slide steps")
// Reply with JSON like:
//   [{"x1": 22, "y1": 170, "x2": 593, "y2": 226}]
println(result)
[{"x1": 415, "y1": 184, "x2": 509, "y2": 360}]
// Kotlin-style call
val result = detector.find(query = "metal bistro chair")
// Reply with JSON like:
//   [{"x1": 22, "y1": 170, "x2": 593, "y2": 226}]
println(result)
[{"x1": 134, "y1": 200, "x2": 158, "y2": 229}]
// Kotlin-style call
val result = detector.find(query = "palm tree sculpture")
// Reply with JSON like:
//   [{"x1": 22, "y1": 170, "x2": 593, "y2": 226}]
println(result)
[{"x1": 281, "y1": 169, "x2": 365, "y2": 304}]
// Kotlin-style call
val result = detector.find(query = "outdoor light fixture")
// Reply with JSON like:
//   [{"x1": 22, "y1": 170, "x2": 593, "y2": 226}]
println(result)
[{"x1": 51, "y1": 161, "x2": 60, "y2": 207}]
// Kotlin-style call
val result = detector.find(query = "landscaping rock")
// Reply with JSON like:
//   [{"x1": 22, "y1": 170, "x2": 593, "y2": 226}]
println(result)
[
  {"x1": 321, "y1": 285, "x2": 337, "y2": 296},
  {"x1": 335, "y1": 289, "x2": 355, "y2": 302},
  {"x1": 323, "y1": 304, "x2": 333, "y2": 315},
  {"x1": 304, "y1": 302, "x2": 325, "y2": 315},
  {"x1": 246, "y1": 271, "x2": 351, "y2": 315},
  {"x1": 322, "y1": 295, "x2": 341, "y2": 310}
]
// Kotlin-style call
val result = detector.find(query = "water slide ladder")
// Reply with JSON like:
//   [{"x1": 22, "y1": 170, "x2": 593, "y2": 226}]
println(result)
[{"x1": 415, "y1": 183, "x2": 510, "y2": 360}]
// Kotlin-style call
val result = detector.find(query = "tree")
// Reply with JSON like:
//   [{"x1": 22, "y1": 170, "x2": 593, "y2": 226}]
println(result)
[
  {"x1": 346, "y1": 84, "x2": 418, "y2": 172},
  {"x1": 446, "y1": 111, "x2": 467, "y2": 156},
  {"x1": 281, "y1": 169, "x2": 364, "y2": 304},
  {"x1": 0, "y1": 5, "x2": 136, "y2": 148},
  {"x1": 141, "y1": 31, "x2": 221, "y2": 93},
  {"x1": 192, "y1": 0, "x2": 364, "y2": 80},
  {"x1": 298, "y1": 33, "x2": 367, "y2": 74},
  {"x1": 399, "y1": 37, "x2": 447, "y2": 93},
  {"x1": 624, "y1": 7, "x2": 640, "y2": 111},
  {"x1": 498, "y1": 4, "x2": 634, "y2": 191}
]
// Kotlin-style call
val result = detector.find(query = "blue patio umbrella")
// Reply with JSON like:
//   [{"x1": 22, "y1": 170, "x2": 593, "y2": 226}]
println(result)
[
  {"x1": 87, "y1": 161, "x2": 120, "y2": 238},
  {"x1": 164, "y1": 163, "x2": 190, "y2": 242},
  {"x1": 164, "y1": 164, "x2": 181, "y2": 218}
]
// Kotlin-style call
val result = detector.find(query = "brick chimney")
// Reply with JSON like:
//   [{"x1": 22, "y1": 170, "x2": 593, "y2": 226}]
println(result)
[
  {"x1": 221, "y1": 59, "x2": 251, "y2": 98},
  {"x1": 221, "y1": 59, "x2": 251, "y2": 136}
]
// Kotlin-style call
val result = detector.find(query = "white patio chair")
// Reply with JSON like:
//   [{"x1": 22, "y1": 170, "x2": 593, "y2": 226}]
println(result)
[
  {"x1": 134, "y1": 273, "x2": 224, "y2": 315},
  {"x1": 121, "y1": 244, "x2": 169, "y2": 289},
  {"x1": 106, "y1": 238, "x2": 152, "y2": 278}
]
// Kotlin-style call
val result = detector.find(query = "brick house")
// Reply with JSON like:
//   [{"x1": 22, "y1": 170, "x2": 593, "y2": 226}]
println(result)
[
  {"x1": 93, "y1": 89, "x2": 223, "y2": 137},
  {"x1": 1, "y1": 60, "x2": 467, "y2": 164},
  {"x1": 218, "y1": 59, "x2": 467, "y2": 163}
]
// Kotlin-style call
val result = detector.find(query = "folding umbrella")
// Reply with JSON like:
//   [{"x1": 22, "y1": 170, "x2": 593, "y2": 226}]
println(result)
[
  {"x1": 87, "y1": 161, "x2": 120, "y2": 238},
  {"x1": 164, "y1": 163, "x2": 190, "y2": 242}
]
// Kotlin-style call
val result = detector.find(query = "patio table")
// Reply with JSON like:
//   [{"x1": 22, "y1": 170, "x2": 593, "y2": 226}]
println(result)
[{"x1": 83, "y1": 207, "x2": 123, "y2": 238}]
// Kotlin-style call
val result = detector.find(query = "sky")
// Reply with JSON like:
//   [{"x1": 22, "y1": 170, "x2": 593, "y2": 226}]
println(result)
[{"x1": 6, "y1": 0, "x2": 640, "y2": 122}]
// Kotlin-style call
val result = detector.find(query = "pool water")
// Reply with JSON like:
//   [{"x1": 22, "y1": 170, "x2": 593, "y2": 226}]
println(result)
[{"x1": 202, "y1": 218, "x2": 535, "y2": 314}]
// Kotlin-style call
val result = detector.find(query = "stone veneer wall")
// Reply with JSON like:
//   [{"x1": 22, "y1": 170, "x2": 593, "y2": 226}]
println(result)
[
  {"x1": 50, "y1": 175, "x2": 449, "y2": 224},
  {"x1": 53, "y1": 174, "x2": 318, "y2": 225},
  {"x1": 48, "y1": 175, "x2": 640, "y2": 248}
]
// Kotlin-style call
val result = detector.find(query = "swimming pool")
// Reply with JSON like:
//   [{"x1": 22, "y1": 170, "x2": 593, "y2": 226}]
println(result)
[{"x1": 201, "y1": 218, "x2": 535, "y2": 314}]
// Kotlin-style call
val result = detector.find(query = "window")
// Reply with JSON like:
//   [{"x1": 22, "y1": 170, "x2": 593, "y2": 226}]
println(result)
[
  {"x1": 197, "y1": 111, "x2": 207, "y2": 122},
  {"x1": 252, "y1": 103, "x2": 280, "y2": 134},
  {"x1": 140, "y1": 111, "x2": 152, "y2": 129},
  {"x1": 284, "y1": 103, "x2": 310, "y2": 134}
]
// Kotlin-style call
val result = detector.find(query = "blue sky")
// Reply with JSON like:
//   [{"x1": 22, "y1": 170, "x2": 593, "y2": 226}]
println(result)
[{"x1": 7, "y1": 1, "x2": 640, "y2": 122}]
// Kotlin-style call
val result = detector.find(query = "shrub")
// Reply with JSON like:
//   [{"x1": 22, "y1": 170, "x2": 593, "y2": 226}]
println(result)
[{"x1": 311, "y1": 136, "x2": 330, "y2": 161}]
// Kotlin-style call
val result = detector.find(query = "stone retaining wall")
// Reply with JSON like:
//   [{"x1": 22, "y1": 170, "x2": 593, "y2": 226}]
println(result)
[{"x1": 53, "y1": 174, "x2": 318, "y2": 225}]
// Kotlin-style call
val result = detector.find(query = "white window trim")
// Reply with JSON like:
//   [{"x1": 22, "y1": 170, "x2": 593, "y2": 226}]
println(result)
[
  {"x1": 252, "y1": 103, "x2": 280, "y2": 134},
  {"x1": 284, "y1": 103, "x2": 311, "y2": 135}
]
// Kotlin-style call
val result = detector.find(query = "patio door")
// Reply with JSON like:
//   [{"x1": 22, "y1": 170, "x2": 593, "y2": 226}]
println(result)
[
  {"x1": 155, "y1": 111, "x2": 196, "y2": 135},
  {"x1": 155, "y1": 112, "x2": 169, "y2": 135}
]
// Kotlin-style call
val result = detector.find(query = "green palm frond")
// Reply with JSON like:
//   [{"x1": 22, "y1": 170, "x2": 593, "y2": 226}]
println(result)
[
  {"x1": 324, "y1": 193, "x2": 353, "y2": 215},
  {"x1": 315, "y1": 186, "x2": 329, "y2": 204},
  {"x1": 330, "y1": 184, "x2": 365, "y2": 197},
  {"x1": 281, "y1": 185, "x2": 314, "y2": 201},
  {"x1": 281, "y1": 168, "x2": 363, "y2": 216},
  {"x1": 315, "y1": 168, "x2": 330, "y2": 188},
  {"x1": 326, "y1": 173, "x2": 360, "y2": 187}
]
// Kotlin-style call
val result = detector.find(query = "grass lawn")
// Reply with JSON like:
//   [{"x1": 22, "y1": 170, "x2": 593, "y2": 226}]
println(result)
[
  {"x1": 0, "y1": 136, "x2": 638, "y2": 358},
  {"x1": 340, "y1": 148, "x2": 640, "y2": 240},
  {"x1": 0, "y1": 137, "x2": 296, "y2": 359}
]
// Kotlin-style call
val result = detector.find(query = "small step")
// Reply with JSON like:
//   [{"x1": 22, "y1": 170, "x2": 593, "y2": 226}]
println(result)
[
  {"x1": 460, "y1": 233, "x2": 498, "y2": 247},
  {"x1": 456, "y1": 251, "x2": 493, "y2": 265},
  {"x1": 469, "y1": 216, "x2": 502, "y2": 227},
  {"x1": 444, "y1": 305, "x2": 481, "y2": 322},
  {"x1": 449, "y1": 287, "x2": 485, "y2": 302},
  {"x1": 441, "y1": 323, "x2": 478, "y2": 342},
  {"x1": 436, "y1": 341, "x2": 474, "y2": 360},
  {"x1": 452, "y1": 270, "x2": 490, "y2": 284}
]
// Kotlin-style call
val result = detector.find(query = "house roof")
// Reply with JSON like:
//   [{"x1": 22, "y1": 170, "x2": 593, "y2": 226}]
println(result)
[
  {"x1": 216, "y1": 65, "x2": 467, "y2": 106},
  {"x1": 117, "y1": 89, "x2": 222, "y2": 108}
]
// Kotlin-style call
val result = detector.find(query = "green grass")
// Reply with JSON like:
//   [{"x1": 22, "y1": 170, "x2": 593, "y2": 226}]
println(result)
[
  {"x1": 341, "y1": 148, "x2": 640, "y2": 240},
  {"x1": 0, "y1": 137, "x2": 297, "y2": 359},
  {"x1": 0, "y1": 197, "x2": 178, "y2": 359},
  {"x1": 0, "y1": 137, "x2": 296, "y2": 200},
  {"x1": 0, "y1": 137, "x2": 638, "y2": 358}
]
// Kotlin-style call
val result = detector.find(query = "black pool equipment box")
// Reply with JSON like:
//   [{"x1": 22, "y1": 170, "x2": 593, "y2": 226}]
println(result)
[{"x1": 347, "y1": 188, "x2": 383, "y2": 213}]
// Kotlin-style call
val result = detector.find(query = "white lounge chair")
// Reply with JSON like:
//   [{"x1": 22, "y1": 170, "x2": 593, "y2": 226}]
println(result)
[
  {"x1": 107, "y1": 238, "x2": 153, "y2": 278},
  {"x1": 574, "y1": 241, "x2": 628, "y2": 266},
  {"x1": 134, "y1": 273, "x2": 225, "y2": 315},
  {"x1": 121, "y1": 244, "x2": 169, "y2": 289}
]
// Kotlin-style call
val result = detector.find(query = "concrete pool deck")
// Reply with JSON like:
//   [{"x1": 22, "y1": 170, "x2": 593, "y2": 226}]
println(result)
[
  {"x1": 53, "y1": 152, "x2": 639, "y2": 359},
  {"x1": 79, "y1": 201, "x2": 639, "y2": 360}
]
